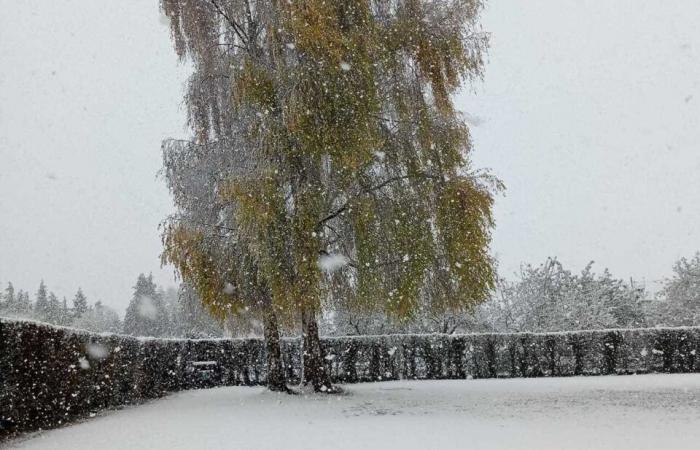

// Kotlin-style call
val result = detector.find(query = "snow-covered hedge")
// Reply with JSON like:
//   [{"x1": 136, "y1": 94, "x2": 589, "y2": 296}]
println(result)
[
  {"x1": 0, "y1": 319, "x2": 266, "y2": 437},
  {"x1": 2, "y1": 318, "x2": 699, "y2": 437},
  {"x1": 317, "y1": 328, "x2": 699, "y2": 382}
]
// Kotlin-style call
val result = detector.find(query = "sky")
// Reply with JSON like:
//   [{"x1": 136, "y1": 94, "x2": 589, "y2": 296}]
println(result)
[{"x1": 1, "y1": 0, "x2": 699, "y2": 312}]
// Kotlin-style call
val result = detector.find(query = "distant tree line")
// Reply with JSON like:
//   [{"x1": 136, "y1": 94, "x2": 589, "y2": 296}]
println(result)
[
  {"x1": 0, "y1": 274, "x2": 224, "y2": 338},
  {"x1": 324, "y1": 253, "x2": 700, "y2": 335},
  {"x1": 3, "y1": 252, "x2": 698, "y2": 337},
  {"x1": 0, "y1": 281, "x2": 120, "y2": 333},
  {"x1": 122, "y1": 273, "x2": 225, "y2": 338}
]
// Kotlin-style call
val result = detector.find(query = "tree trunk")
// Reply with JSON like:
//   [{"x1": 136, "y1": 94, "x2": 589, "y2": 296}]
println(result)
[
  {"x1": 262, "y1": 305, "x2": 288, "y2": 392},
  {"x1": 300, "y1": 306, "x2": 336, "y2": 392}
]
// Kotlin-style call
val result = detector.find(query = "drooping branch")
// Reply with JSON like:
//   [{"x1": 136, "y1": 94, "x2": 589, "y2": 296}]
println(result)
[
  {"x1": 209, "y1": 0, "x2": 248, "y2": 45},
  {"x1": 317, "y1": 173, "x2": 440, "y2": 228}
]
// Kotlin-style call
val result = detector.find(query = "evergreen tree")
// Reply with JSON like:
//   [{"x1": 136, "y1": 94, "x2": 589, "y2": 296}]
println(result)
[
  {"x1": 3, "y1": 282, "x2": 16, "y2": 314},
  {"x1": 74, "y1": 300, "x2": 123, "y2": 333},
  {"x1": 22, "y1": 291, "x2": 31, "y2": 314},
  {"x1": 46, "y1": 292, "x2": 62, "y2": 324},
  {"x1": 123, "y1": 274, "x2": 168, "y2": 337},
  {"x1": 73, "y1": 288, "x2": 88, "y2": 319},
  {"x1": 175, "y1": 283, "x2": 224, "y2": 338},
  {"x1": 14, "y1": 290, "x2": 31, "y2": 315},
  {"x1": 156, "y1": 287, "x2": 172, "y2": 335},
  {"x1": 160, "y1": 0, "x2": 497, "y2": 392},
  {"x1": 60, "y1": 297, "x2": 70, "y2": 326},
  {"x1": 35, "y1": 281, "x2": 49, "y2": 321}
]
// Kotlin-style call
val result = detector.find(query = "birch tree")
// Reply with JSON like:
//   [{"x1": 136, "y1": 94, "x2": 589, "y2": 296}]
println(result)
[{"x1": 160, "y1": 0, "x2": 498, "y2": 392}]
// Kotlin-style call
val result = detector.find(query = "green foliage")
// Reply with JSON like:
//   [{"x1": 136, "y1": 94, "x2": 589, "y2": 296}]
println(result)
[
  {"x1": 435, "y1": 175, "x2": 499, "y2": 306},
  {"x1": 160, "y1": 0, "x2": 500, "y2": 325},
  {"x1": 162, "y1": 225, "x2": 243, "y2": 321}
]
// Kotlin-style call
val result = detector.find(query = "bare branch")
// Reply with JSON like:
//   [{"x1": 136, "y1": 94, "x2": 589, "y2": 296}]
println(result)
[
  {"x1": 209, "y1": 0, "x2": 248, "y2": 45},
  {"x1": 317, "y1": 173, "x2": 439, "y2": 227}
]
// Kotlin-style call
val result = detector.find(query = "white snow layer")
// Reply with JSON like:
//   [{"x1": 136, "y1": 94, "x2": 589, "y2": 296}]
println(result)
[{"x1": 8, "y1": 374, "x2": 700, "y2": 450}]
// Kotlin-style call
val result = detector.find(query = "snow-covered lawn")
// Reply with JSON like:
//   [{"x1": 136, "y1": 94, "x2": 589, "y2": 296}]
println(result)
[{"x1": 9, "y1": 374, "x2": 700, "y2": 450}]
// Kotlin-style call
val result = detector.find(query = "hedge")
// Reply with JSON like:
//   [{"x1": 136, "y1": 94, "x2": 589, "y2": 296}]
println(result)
[
  {"x1": 0, "y1": 319, "x2": 266, "y2": 439},
  {"x1": 2, "y1": 318, "x2": 699, "y2": 438}
]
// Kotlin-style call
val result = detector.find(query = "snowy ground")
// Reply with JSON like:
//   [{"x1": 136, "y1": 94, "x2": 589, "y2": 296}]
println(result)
[{"x1": 8, "y1": 374, "x2": 700, "y2": 450}]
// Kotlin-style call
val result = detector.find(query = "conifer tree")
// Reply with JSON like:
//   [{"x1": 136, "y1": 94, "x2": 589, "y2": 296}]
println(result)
[
  {"x1": 14, "y1": 290, "x2": 31, "y2": 315},
  {"x1": 176, "y1": 283, "x2": 225, "y2": 338},
  {"x1": 74, "y1": 300, "x2": 123, "y2": 333},
  {"x1": 3, "y1": 282, "x2": 15, "y2": 313},
  {"x1": 73, "y1": 288, "x2": 88, "y2": 319},
  {"x1": 161, "y1": 0, "x2": 498, "y2": 392},
  {"x1": 35, "y1": 281, "x2": 49, "y2": 321},
  {"x1": 47, "y1": 292, "x2": 62, "y2": 324},
  {"x1": 61, "y1": 297, "x2": 70, "y2": 326},
  {"x1": 123, "y1": 274, "x2": 169, "y2": 337},
  {"x1": 22, "y1": 291, "x2": 31, "y2": 314}
]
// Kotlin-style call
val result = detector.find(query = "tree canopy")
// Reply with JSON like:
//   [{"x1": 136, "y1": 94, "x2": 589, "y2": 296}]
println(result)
[{"x1": 160, "y1": 0, "x2": 499, "y2": 324}]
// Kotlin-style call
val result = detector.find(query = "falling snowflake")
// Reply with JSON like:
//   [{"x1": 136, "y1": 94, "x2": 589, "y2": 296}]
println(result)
[
  {"x1": 318, "y1": 254, "x2": 349, "y2": 272},
  {"x1": 86, "y1": 343, "x2": 109, "y2": 360},
  {"x1": 223, "y1": 283, "x2": 236, "y2": 295},
  {"x1": 78, "y1": 357, "x2": 90, "y2": 370},
  {"x1": 137, "y1": 295, "x2": 158, "y2": 320}
]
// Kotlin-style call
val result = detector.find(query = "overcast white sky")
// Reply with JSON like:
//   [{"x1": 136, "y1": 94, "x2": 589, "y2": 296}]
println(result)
[{"x1": 1, "y1": 0, "x2": 699, "y2": 312}]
